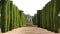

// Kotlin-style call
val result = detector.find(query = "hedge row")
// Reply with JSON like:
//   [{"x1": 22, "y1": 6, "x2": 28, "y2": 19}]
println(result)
[
  {"x1": 1, "y1": 0, "x2": 26, "y2": 33},
  {"x1": 32, "y1": 0, "x2": 60, "y2": 33},
  {"x1": 0, "y1": 1, "x2": 1, "y2": 27},
  {"x1": 32, "y1": 14, "x2": 38, "y2": 25}
]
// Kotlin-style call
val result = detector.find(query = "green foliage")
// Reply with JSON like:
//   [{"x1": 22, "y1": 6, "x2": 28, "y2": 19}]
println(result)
[
  {"x1": 32, "y1": 0, "x2": 60, "y2": 33},
  {"x1": 9, "y1": 1, "x2": 13, "y2": 30},
  {"x1": 32, "y1": 14, "x2": 37, "y2": 25},
  {"x1": 1, "y1": 1, "x2": 10, "y2": 32},
  {"x1": 1, "y1": 1, "x2": 26, "y2": 33}
]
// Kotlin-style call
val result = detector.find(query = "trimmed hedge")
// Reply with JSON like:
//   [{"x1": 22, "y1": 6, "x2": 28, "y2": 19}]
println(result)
[
  {"x1": 32, "y1": 0, "x2": 60, "y2": 33},
  {"x1": 1, "y1": 0, "x2": 10, "y2": 32},
  {"x1": 1, "y1": 1, "x2": 26, "y2": 33}
]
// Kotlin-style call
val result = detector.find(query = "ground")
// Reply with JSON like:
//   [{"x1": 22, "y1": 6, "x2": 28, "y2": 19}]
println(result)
[
  {"x1": 1, "y1": 27, "x2": 58, "y2": 34},
  {"x1": 0, "y1": 22, "x2": 59, "y2": 34}
]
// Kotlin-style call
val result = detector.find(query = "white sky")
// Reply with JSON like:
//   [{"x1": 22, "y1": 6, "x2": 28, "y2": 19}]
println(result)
[{"x1": 12, "y1": 0, "x2": 50, "y2": 16}]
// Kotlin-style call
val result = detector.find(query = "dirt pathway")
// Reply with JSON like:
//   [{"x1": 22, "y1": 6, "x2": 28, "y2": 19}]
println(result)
[{"x1": 1, "y1": 27, "x2": 58, "y2": 34}]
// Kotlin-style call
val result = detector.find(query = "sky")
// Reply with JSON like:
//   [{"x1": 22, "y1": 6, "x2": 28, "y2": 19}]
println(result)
[{"x1": 12, "y1": 0, "x2": 50, "y2": 16}]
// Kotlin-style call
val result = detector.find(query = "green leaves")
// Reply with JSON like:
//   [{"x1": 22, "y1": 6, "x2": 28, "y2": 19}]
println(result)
[
  {"x1": 32, "y1": 0, "x2": 60, "y2": 33},
  {"x1": 1, "y1": 1, "x2": 26, "y2": 33}
]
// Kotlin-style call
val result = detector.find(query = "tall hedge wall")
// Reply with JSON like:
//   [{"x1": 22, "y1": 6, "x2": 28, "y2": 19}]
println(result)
[
  {"x1": 1, "y1": 0, "x2": 26, "y2": 33},
  {"x1": 32, "y1": 0, "x2": 60, "y2": 33}
]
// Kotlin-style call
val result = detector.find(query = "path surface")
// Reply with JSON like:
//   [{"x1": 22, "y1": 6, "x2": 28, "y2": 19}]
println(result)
[{"x1": 1, "y1": 27, "x2": 58, "y2": 34}]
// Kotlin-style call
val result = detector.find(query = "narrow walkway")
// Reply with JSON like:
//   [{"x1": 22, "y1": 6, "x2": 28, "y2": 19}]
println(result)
[{"x1": 1, "y1": 27, "x2": 58, "y2": 34}]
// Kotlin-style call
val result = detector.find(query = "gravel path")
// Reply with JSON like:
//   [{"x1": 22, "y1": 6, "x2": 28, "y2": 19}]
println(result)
[{"x1": 1, "y1": 27, "x2": 58, "y2": 34}]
